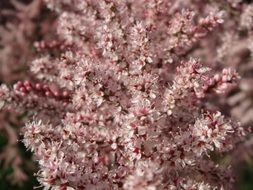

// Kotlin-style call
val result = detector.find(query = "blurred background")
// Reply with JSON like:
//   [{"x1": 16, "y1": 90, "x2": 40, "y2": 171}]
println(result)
[{"x1": 0, "y1": 0, "x2": 253, "y2": 189}]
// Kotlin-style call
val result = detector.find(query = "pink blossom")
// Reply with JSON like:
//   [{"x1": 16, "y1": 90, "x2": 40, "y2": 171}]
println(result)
[{"x1": 0, "y1": 0, "x2": 250, "y2": 189}]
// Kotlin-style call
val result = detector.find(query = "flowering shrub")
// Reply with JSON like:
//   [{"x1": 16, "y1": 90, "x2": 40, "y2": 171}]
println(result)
[{"x1": 0, "y1": 0, "x2": 252, "y2": 189}]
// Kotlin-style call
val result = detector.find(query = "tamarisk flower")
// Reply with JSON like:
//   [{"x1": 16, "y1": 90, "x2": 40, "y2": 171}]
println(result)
[{"x1": 0, "y1": 0, "x2": 250, "y2": 189}]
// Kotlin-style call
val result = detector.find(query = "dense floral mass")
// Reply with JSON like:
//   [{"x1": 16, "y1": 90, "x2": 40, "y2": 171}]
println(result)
[{"x1": 0, "y1": 0, "x2": 253, "y2": 189}]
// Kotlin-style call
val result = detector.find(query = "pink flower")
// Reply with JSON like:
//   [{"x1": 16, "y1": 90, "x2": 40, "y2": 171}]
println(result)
[{"x1": 0, "y1": 0, "x2": 250, "y2": 189}]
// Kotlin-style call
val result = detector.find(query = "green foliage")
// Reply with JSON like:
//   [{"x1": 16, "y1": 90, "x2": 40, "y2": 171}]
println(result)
[
  {"x1": 238, "y1": 162, "x2": 253, "y2": 190},
  {"x1": 0, "y1": 166, "x2": 40, "y2": 190}
]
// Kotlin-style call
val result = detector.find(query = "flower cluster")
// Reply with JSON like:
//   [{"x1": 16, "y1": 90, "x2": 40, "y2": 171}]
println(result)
[{"x1": 0, "y1": 0, "x2": 251, "y2": 189}]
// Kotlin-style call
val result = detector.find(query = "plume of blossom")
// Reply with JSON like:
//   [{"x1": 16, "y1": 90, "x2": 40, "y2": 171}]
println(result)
[
  {"x1": 0, "y1": 0, "x2": 251, "y2": 189},
  {"x1": 179, "y1": 1, "x2": 253, "y2": 128}
]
